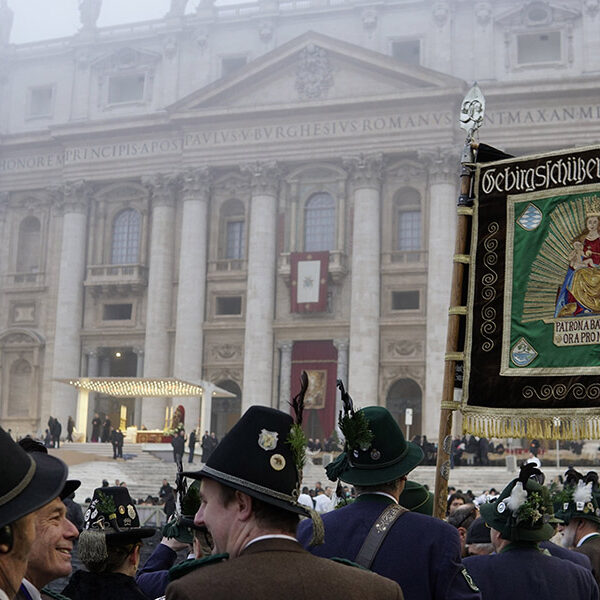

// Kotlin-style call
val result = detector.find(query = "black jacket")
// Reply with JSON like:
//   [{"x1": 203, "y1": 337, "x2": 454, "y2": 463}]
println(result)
[{"x1": 62, "y1": 569, "x2": 149, "y2": 600}]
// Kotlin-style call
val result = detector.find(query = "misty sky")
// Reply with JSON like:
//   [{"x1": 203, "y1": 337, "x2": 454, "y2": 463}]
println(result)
[{"x1": 9, "y1": 1, "x2": 241, "y2": 44}]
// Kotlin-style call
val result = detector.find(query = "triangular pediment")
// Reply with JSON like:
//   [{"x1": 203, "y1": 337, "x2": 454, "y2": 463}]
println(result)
[{"x1": 168, "y1": 31, "x2": 464, "y2": 115}]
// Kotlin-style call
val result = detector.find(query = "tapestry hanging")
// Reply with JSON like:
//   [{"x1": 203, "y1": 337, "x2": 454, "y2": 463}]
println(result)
[{"x1": 463, "y1": 145, "x2": 600, "y2": 439}]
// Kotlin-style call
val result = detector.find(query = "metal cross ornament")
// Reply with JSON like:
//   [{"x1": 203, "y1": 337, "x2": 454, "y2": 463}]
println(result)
[{"x1": 459, "y1": 82, "x2": 485, "y2": 140}]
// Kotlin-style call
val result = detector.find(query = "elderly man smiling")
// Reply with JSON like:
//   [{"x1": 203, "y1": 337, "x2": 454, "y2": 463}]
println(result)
[{"x1": 15, "y1": 439, "x2": 80, "y2": 600}]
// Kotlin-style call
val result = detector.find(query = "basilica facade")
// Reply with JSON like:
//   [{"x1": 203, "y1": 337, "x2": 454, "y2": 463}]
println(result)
[{"x1": 1, "y1": 0, "x2": 600, "y2": 440}]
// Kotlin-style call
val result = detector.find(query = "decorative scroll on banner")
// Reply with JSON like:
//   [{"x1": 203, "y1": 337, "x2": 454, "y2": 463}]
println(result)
[
  {"x1": 290, "y1": 252, "x2": 329, "y2": 313},
  {"x1": 463, "y1": 145, "x2": 600, "y2": 439}
]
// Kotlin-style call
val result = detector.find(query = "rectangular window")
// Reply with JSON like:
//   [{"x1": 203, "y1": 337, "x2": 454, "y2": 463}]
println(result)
[
  {"x1": 391, "y1": 40, "x2": 421, "y2": 65},
  {"x1": 216, "y1": 296, "x2": 242, "y2": 315},
  {"x1": 222, "y1": 56, "x2": 247, "y2": 77},
  {"x1": 397, "y1": 210, "x2": 421, "y2": 251},
  {"x1": 108, "y1": 74, "x2": 146, "y2": 104},
  {"x1": 517, "y1": 31, "x2": 561, "y2": 64},
  {"x1": 226, "y1": 220, "x2": 245, "y2": 259},
  {"x1": 28, "y1": 85, "x2": 54, "y2": 117},
  {"x1": 392, "y1": 291, "x2": 419, "y2": 311},
  {"x1": 103, "y1": 303, "x2": 133, "y2": 320}
]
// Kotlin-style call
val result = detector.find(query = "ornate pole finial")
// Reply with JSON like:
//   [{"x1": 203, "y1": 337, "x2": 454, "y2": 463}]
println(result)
[{"x1": 459, "y1": 82, "x2": 486, "y2": 142}]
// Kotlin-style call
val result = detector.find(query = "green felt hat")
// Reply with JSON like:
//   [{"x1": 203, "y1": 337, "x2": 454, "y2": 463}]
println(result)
[
  {"x1": 480, "y1": 465, "x2": 554, "y2": 543},
  {"x1": 398, "y1": 480, "x2": 433, "y2": 515},
  {"x1": 553, "y1": 476, "x2": 600, "y2": 526},
  {"x1": 326, "y1": 406, "x2": 423, "y2": 486}
]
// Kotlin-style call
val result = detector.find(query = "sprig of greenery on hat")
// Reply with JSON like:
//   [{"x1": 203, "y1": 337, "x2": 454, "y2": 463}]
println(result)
[
  {"x1": 499, "y1": 464, "x2": 553, "y2": 530},
  {"x1": 325, "y1": 379, "x2": 373, "y2": 482},
  {"x1": 286, "y1": 371, "x2": 309, "y2": 477}
]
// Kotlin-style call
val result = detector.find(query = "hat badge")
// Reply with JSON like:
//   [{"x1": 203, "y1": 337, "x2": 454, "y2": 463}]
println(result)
[
  {"x1": 270, "y1": 454, "x2": 286, "y2": 471},
  {"x1": 496, "y1": 501, "x2": 506, "y2": 514},
  {"x1": 370, "y1": 448, "x2": 381, "y2": 461},
  {"x1": 258, "y1": 429, "x2": 279, "y2": 451}
]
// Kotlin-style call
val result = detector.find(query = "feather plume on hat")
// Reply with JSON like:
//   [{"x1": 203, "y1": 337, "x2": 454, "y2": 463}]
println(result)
[
  {"x1": 506, "y1": 481, "x2": 528, "y2": 512},
  {"x1": 573, "y1": 480, "x2": 593, "y2": 505}
]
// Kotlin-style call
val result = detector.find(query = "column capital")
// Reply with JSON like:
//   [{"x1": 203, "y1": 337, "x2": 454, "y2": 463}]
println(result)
[
  {"x1": 343, "y1": 153, "x2": 384, "y2": 190},
  {"x1": 133, "y1": 347, "x2": 145, "y2": 356},
  {"x1": 50, "y1": 180, "x2": 92, "y2": 215},
  {"x1": 241, "y1": 160, "x2": 284, "y2": 196},
  {"x1": 182, "y1": 166, "x2": 211, "y2": 201},
  {"x1": 142, "y1": 173, "x2": 179, "y2": 208},
  {"x1": 278, "y1": 340, "x2": 293, "y2": 352},
  {"x1": 419, "y1": 147, "x2": 459, "y2": 184}
]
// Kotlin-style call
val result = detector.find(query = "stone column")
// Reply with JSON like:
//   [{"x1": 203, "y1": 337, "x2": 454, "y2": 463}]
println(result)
[
  {"x1": 278, "y1": 341, "x2": 293, "y2": 412},
  {"x1": 240, "y1": 161, "x2": 282, "y2": 412},
  {"x1": 200, "y1": 383, "x2": 214, "y2": 439},
  {"x1": 134, "y1": 348, "x2": 144, "y2": 428},
  {"x1": 344, "y1": 154, "x2": 383, "y2": 405},
  {"x1": 173, "y1": 167, "x2": 210, "y2": 431},
  {"x1": 51, "y1": 181, "x2": 90, "y2": 426},
  {"x1": 421, "y1": 149, "x2": 458, "y2": 438},
  {"x1": 333, "y1": 338, "x2": 349, "y2": 432},
  {"x1": 141, "y1": 174, "x2": 178, "y2": 428},
  {"x1": 86, "y1": 350, "x2": 99, "y2": 439}
]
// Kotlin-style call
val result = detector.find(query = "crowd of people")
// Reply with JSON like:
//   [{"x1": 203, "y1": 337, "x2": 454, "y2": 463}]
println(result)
[{"x1": 3, "y1": 392, "x2": 600, "y2": 599}]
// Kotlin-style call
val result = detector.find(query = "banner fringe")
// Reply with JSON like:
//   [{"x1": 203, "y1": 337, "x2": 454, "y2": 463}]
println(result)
[{"x1": 461, "y1": 408, "x2": 600, "y2": 440}]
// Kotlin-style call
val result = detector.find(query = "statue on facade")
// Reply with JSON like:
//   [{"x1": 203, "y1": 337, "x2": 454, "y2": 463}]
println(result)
[
  {"x1": 167, "y1": 0, "x2": 188, "y2": 17},
  {"x1": 79, "y1": 0, "x2": 102, "y2": 30},
  {"x1": 0, "y1": 0, "x2": 14, "y2": 46}
]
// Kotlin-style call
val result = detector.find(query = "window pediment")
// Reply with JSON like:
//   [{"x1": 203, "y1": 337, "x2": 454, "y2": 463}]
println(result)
[
  {"x1": 495, "y1": 1, "x2": 580, "y2": 28},
  {"x1": 91, "y1": 47, "x2": 161, "y2": 74}
]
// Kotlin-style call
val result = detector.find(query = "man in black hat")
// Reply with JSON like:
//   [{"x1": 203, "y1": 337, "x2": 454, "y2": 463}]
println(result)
[
  {"x1": 62, "y1": 486, "x2": 155, "y2": 600},
  {"x1": 555, "y1": 475, "x2": 600, "y2": 588},
  {"x1": 297, "y1": 405, "x2": 481, "y2": 600},
  {"x1": 0, "y1": 428, "x2": 72, "y2": 600},
  {"x1": 15, "y1": 439, "x2": 81, "y2": 600},
  {"x1": 463, "y1": 465, "x2": 598, "y2": 599},
  {"x1": 165, "y1": 405, "x2": 404, "y2": 600}
]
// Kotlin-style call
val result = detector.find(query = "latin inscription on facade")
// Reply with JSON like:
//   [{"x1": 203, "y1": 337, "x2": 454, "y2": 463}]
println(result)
[{"x1": 2, "y1": 103, "x2": 600, "y2": 174}]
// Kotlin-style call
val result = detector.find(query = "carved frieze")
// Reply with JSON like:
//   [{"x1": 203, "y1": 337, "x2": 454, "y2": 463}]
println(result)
[
  {"x1": 210, "y1": 343, "x2": 242, "y2": 361},
  {"x1": 295, "y1": 44, "x2": 333, "y2": 102},
  {"x1": 386, "y1": 340, "x2": 424, "y2": 359}
]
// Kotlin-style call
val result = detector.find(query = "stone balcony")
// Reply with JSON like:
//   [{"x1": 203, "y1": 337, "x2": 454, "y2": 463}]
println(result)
[
  {"x1": 278, "y1": 250, "x2": 347, "y2": 285},
  {"x1": 84, "y1": 264, "x2": 148, "y2": 297},
  {"x1": 381, "y1": 250, "x2": 428, "y2": 272},
  {"x1": 3, "y1": 271, "x2": 46, "y2": 292}
]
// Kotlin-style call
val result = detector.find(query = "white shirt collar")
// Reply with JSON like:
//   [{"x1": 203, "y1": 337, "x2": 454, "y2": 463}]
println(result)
[
  {"x1": 577, "y1": 532, "x2": 600, "y2": 547},
  {"x1": 21, "y1": 579, "x2": 42, "y2": 600},
  {"x1": 243, "y1": 534, "x2": 298, "y2": 551},
  {"x1": 358, "y1": 491, "x2": 398, "y2": 504},
  {"x1": 0, "y1": 589, "x2": 9, "y2": 600}
]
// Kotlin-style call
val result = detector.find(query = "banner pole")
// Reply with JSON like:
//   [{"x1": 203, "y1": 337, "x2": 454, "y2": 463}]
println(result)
[{"x1": 432, "y1": 84, "x2": 485, "y2": 520}]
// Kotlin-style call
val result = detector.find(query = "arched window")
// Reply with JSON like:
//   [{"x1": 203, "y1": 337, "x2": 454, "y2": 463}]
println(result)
[
  {"x1": 8, "y1": 358, "x2": 32, "y2": 416},
  {"x1": 304, "y1": 192, "x2": 335, "y2": 252},
  {"x1": 111, "y1": 209, "x2": 141, "y2": 264},
  {"x1": 220, "y1": 200, "x2": 245, "y2": 260},
  {"x1": 395, "y1": 188, "x2": 421, "y2": 251},
  {"x1": 16, "y1": 216, "x2": 41, "y2": 272},
  {"x1": 386, "y1": 378, "x2": 422, "y2": 438}
]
